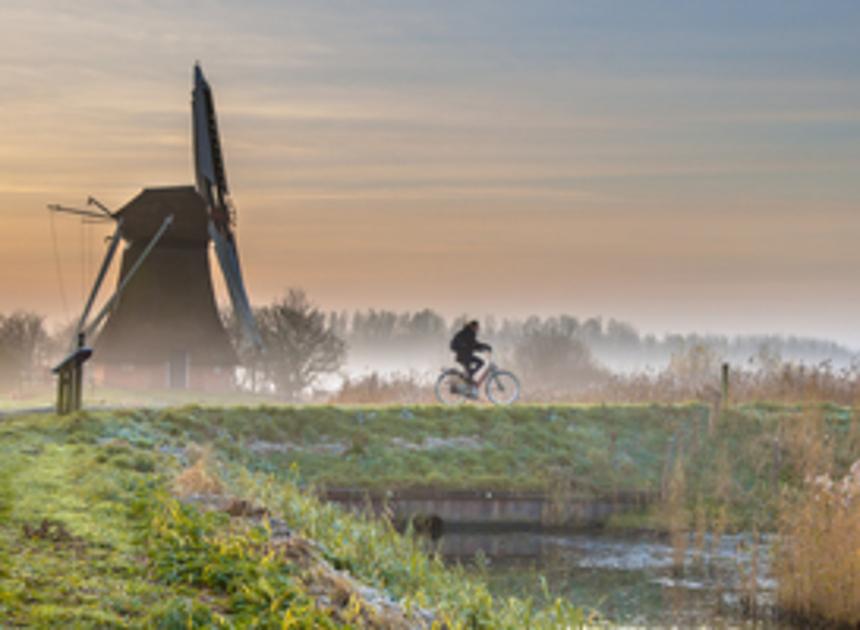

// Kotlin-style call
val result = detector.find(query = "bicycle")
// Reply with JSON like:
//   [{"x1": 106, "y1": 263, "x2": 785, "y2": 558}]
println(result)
[{"x1": 435, "y1": 352, "x2": 521, "y2": 405}]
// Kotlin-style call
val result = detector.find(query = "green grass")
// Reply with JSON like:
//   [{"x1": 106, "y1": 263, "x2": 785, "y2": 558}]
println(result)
[
  {"x1": 0, "y1": 383, "x2": 283, "y2": 412},
  {"x1": 1, "y1": 403, "x2": 854, "y2": 626},
  {"x1": 0, "y1": 415, "x2": 172, "y2": 625},
  {"x1": 125, "y1": 402, "x2": 857, "y2": 529},
  {"x1": 150, "y1": 403, "x2": 706, "y2": 497},
  {"x1": 0, "y1": 408, "x2": 592, "y2": 627}
]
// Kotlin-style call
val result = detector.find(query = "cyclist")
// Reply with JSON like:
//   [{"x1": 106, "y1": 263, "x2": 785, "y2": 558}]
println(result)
[{"x1": 450, "y1": 320, "x2": 492, "y2": 387}]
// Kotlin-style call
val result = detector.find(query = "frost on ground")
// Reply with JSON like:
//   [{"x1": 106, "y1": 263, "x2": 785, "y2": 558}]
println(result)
[
  {"x1": 246, "y1": 439, "x2": 349, "y2": 456},
  {"x1": 389, "y1": 435, "x2": 484, "y2": 451}
]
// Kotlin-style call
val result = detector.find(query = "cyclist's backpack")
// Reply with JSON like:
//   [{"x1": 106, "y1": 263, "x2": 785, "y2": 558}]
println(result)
[{"x1": 449, "y1": 330, "x2": 465, "y2": 353}]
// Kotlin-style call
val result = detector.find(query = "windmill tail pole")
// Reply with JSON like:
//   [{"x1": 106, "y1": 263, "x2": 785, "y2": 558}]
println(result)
[
  {"x1": 72, "y1": 217, "x2": 124, "y2": 351},
  {"x1": 84, "y1": 214, "x2": 174, "y2": 338}
]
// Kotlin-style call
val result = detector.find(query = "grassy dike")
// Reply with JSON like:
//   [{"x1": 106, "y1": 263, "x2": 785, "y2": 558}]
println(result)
[
  {"x1": 1, "y1": 404, "x2": 856, "y2": 626},
  {"x1": 141, "y1": 402, "x2": 857, "y2": 530},
  {"x1": 0, "y1": 409, "x2": 591, "y2": 627},
  {"x1": 160, "y1": 404, "x2": 701, "y2": 495}
]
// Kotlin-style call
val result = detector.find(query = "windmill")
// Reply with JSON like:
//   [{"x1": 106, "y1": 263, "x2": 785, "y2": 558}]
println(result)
[{"x1": 49, "y1": 64, "x2": 261, "y2": 394}]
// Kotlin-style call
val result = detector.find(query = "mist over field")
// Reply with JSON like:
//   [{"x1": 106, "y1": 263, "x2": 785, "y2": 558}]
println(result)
[
  {"x1": 3, "y1": 292, "x2": 858, "y2": 406},
  {"x1": 337, "y1": 307, "x2": 856, "y2": 377}
]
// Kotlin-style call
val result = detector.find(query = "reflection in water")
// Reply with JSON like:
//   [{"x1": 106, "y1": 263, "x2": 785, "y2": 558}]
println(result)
[{"x1": 437, "y1": 530, "x2": 778, "y2": 626}]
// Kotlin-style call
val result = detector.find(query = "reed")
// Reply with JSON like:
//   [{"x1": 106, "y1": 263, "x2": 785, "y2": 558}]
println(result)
[
  {"x1": 772, "y1": 408, "x2": 860, "y2": 626},
  {"x1": 329, "y1": 372, "x2": 436, "y2": 404},
  {"x1": 774, "y1": 459, "x2": 860, "y2": 625},
  {"x1": 327, "y1": 361, "x2": 860, "y2": 405}
]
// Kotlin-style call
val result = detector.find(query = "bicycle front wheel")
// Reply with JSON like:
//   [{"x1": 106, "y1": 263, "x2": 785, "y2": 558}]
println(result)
[
  {"x1": 435, "y1": 370, "x2": 469, "y2": 405},
  {"x1": 485, "y1": 370, "x2": 520, "y2": 405}
]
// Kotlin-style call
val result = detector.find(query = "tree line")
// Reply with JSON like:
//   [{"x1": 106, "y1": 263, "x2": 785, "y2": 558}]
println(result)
[
  {"x1": 230, "y1": 294, "x2": 859, "y2": 398},
  {"x1": 1, "y1": 291, "x2": 855, "y2": 399}
]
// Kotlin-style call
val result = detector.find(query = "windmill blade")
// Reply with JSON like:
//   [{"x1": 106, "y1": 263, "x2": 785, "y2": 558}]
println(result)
[
  {"x1": 192, "y1": 63, "x2": 229, "y2": 222},
  {"x1": 209, "y1": 223, "x2": 262, "y2": 350},
  {"x1": 192, "y1": 63, "x2": 263, "y2": 351}
]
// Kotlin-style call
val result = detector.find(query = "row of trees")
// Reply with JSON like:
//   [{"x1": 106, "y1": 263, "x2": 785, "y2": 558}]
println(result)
[
  {"x1": 330, "y1": 308, "x2": 853, "y2": 373},
  {"x1": 1, "y1": 293, "x2": 856, "y2": 400},
  {"x1": 226, "y1": 293, "x2": 859, "y2": 400},
  {"x1": 0, "y1": 292, "x2": 346, "y2": 399},
  {"x1": 0, "y1": 312, "x2": 50, "y2": 391}
]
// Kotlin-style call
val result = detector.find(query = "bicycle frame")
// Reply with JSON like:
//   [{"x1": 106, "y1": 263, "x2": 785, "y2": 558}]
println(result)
[
  {"x1": 437, "y1": 350, "x2": 520, "y2": 405},
  {"x1": 459, "y1": 351, "x2": 494, "y2": 386},
  {"x1": 474, "y1": 361, "x2": 496, "y2": 387}
]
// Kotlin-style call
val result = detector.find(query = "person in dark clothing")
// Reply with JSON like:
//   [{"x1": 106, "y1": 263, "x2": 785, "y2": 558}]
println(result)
[{"x1": 450, "y1": 320, "x2": 492, "y2": 383}]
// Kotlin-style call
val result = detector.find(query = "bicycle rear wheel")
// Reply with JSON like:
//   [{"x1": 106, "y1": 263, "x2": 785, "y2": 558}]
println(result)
[
  {"x1": 485, "y1": 370, "x2": 520, "y2": 405},
  {"x1": 435, "y1": 370, "x2": 469, "y2": 405}
]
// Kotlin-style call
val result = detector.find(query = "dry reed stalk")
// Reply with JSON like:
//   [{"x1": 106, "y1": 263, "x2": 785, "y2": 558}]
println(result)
[
  {"x1": 776, "y1": 480, "x2": 860, "y2": 624},
  {"x1": 663, "y1": 451, "x2": 688, "y2": 577},
  {"x1": 174, "y1": 445, "x2": 224, "y2": 496},
  {"x1": 692, "y1": 498, "x2": 707, "y2": 563},
  {"x1": 773, "y1": 409, "x2": 860, "y2": 626},
  {"x1": 330, "y1": 372, "x2": 435, "y2": 404},
  {"x1": 328, "y1": 362, "x2": 860, "y2": 405}
]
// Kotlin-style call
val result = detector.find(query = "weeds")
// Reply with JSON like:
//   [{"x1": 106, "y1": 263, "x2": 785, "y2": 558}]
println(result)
[
  {"x1": 327, "y1": 360, "x2": 860, "y2": 406},
  {"x1": 773, "y1": 410, "x2": 860, "y2": 626},
  {"x1": 331, "y1": 372, "x2": 436, "y2": 404},
  {"x1": 230, "y1": 467, "x2": 590, "y2": 628},
  {"x1": 3, "y1": 404, "x2": 857, "y2": 627},
  {"x1": 0, "y1": 408, "x2": 595, "y2": 628},
  {"x1": 0, "y1": 420, "x2": 173, "y2": 625},
  {"x1": 141, "y1": 492, "x2": 337, "y2": 627}
]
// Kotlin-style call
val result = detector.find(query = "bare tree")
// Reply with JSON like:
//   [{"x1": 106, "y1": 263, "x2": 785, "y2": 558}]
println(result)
[
  {"x1": 255, "y1": 290, "x2": 346, "y2": 400},
  {"x1": 513, "y1": 320, "x2": 606, "y2": 391},
  {"x1": 0, "y1": 311, "x2": 48, "y2": 391},
  {"x1": 668, "y1": 343, "x2": 721, "y2": 388}
]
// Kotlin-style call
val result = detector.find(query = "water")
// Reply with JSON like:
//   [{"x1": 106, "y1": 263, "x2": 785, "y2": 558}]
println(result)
[{"x1": 438, "y1": 529, "x2": 779, "y2": 626}]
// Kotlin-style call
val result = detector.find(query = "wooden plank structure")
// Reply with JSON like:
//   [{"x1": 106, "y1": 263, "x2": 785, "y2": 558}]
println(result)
[{"x1": 52, "y1": 333, "x2": 92, "y2": 415}]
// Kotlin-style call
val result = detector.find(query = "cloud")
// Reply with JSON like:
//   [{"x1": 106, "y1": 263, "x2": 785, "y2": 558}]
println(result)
[{"x1": 1, "y1": 0, "x2": 859, "y2": 344}]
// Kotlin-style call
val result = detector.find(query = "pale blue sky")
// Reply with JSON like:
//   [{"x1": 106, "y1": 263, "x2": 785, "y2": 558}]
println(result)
[{"x1": 1, "y1": 1, "x2": 859, "y2": 343}]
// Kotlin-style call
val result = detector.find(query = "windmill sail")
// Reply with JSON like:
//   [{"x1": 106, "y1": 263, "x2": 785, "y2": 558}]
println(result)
[{"x1": 192, "y1": 64, "x2": 262, "y2": 351}]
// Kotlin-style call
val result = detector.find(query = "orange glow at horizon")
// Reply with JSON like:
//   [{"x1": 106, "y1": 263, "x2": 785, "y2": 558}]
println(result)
[{"x1": 2, "y1": 1, "x2": 860, "y2": 345}]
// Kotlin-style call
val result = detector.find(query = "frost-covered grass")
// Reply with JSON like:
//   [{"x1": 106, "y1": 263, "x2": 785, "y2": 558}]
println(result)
[
  {"x1": 2, "y1": 403, "x2": 856, "y2": 626},
  {"x1": 0, "y1": 409, "x2": 592, "y2": 627},
  {"x1": 154, "y1": 403, "x2": 705, "y2": 497},
  {"x1": 0, "y1": 413, "x2": 172, "y2": 625},
  {"x1": 142, "y1": 403, "x2": 859, "y2": 530}
]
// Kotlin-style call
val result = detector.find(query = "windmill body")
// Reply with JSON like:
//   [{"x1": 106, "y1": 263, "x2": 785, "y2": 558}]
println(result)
[{"x1": 92, "y1": 186, "x2": 237, "y2": 390}]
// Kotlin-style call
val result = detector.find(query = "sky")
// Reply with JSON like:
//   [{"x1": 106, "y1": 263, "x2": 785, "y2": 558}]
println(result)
[{"x1": 1, "y1": 1, "x2": 859, "y2": 345}]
